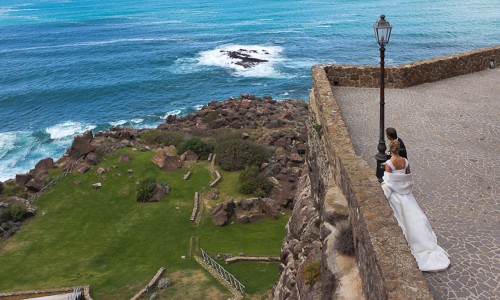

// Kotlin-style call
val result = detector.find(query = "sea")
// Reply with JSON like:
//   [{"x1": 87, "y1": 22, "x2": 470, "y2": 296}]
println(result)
[{"x1": 0, "y1": 0, "x2": 499, "y2": 181}]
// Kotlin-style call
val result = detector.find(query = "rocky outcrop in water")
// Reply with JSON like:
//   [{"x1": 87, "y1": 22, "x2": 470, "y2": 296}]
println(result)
[{"x1": 220, "y1": 49, "x2": 270, "y2": 68}]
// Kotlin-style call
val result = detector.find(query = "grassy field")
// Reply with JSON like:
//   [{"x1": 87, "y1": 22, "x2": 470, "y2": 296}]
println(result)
[{"x1": 0, "y1": 148, "x2": 287, "y2": 299}]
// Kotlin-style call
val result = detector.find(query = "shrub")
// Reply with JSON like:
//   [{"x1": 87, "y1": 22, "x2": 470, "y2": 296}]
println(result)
[
  {"x1": 304, "y1": 260, "x2": 321, "y2": 286},
  {"x1": 335, "y1": 221, "x2": 355, "y2": 256},
  {"x1": 202, "y1": 110, "x2": 220, "y2": 124},
  {"x1": 215, "y1": 138, "x2": 271, "y2": 171},
  {"x1": 1, "y1": 205, "x2": 27, "y2": 222},
  {"x1": 238, "y1": 165, "x2": 274, "y2": 197},
  {"x1": 139, "y1": 130, "x2": 185, "y2": 147},
  {"x1": 177, "y1": 137, "x2": 213, "y2": 160},
  {"x1": 136, "y1": 177, "x2": 157, "y2": 203}
]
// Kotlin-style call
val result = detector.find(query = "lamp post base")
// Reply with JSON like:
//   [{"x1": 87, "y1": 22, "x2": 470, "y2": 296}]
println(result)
[{"x1": 375, "y1": 152, "x2": 388, "y2": 183}]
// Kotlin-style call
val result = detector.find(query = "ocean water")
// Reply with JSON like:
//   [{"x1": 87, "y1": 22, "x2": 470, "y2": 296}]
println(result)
[{"x1": 0, "y1": 0, "x2": 499, "y2": 181}]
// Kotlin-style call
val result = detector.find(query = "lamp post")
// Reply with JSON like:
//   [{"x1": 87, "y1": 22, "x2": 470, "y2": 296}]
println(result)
[{"x1": 374, "y1": 14, "x2": 392, "y2": 182}]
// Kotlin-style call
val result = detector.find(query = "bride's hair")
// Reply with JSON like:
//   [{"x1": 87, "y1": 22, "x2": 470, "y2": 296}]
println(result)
[{"x1": 389, "y1": 140, "x2": 400, "y2": 156}]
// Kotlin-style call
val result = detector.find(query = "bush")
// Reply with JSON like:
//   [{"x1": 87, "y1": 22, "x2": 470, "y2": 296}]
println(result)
[
  {"x1": 136, "y1": 177, "x2": 157, "y2": 203},
  {"x1": 304, "y1": 260, "x2": 321, "y2": 286},
  {"x1": 335, "y1": 221, "x2": 355, "y2": 256},
  {"x1": 238, "y1": 165, "x2": 274, "y2": 197},
  {"x1": 215, "y1": 138, "x2": 271, "y2": 171},
  {"x1": 1, "y1": 205, "x2": 27, "y2": 222},
  {"x1": 177, "y1": 137, "x2": 213, "y2": 160},
  {"x1": 139, "y1": 130, "x2": 185, "y2": 147},
  {"x1": 202, "y1": 110, "x2": 220, "y2": 124}
]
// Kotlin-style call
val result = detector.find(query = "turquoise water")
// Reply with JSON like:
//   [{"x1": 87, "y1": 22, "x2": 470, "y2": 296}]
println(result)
[{"x1": 0, "y1": 0, "x2": 499, "y2": 180}]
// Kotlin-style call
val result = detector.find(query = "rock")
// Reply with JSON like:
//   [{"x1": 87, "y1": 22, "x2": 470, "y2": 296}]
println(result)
[
  {"x1": 85, "y1": 152, "x2": 99, "y2": 165},
  {"x1": 297, "y1": 143, "x2": 307, "y2": 155},
  {"x1": 118, "y1": 154, "x2": 131, "y2": 163},
  {"x1": 212, "y1": 209, "x2": 229, "y2": 226},
  {"x1": 74, "y1": 180, "x2": 82, "y2": 185},
  {"x1": 70, "y1": 134, "x2": 95, "y2": 159},
  {"x1": 180, "y1": 150, "x2": 199, "y2": 162},
  {"x1": 96, "y1": 167, "x2": 106, "y2": 175},
  {"x1": 259, "y1": 198, "x2": 280, "y2": 219},
  {"x1": 25, "y1": 178, "x2": 44, "y2": 192},
  {"x1": 150, "y1": 292, "x2": 157, "y2": 300},
  {"x1": 92, "y1": 183, "x2": 102, "y2": 189},
  {"x1": 240, "y1": 198, "x2": 255, "y2": 211},
  {"x1": 151, "y1": 151, "x2": 182, "y2": 171},
  {"x1": 289, "y1": 153, "x2": 304, "y2": 163},
  {"x1": 101, "y1": 175, "x2": 107, "y2": 181},
  {"x1": 235, "y1": 211, "x2": 250, "y2": 224},
  {"x1": 212, "y1": 203, "x2": 223, "y2": 215},
  {"x1": 149, "y1": 183, "x2": 166, "y2": 202},
  {"x1": 127, "y1": 169, "x2": 134, "y2": 174},
  {"x1": 158, "y1": 278, "x2": 172, "y2": 289},
  {"x1": 222, "y1": 200, "x2": 236, "y2": 213},
  {"x1": 241, "y1": 132, "x2": 250, "y2": 139},
  {"x1": 15, "y1": 173, "x2": 33, "y2": 186},
  {"x1": 34, "y1": 158, "x2": 54, "y2": 174},
  {"x1": 248, "y1": 214, "x2": 265, "y2": 223},
  {"x1": 77, "y1": 164, "x2": 90, "y2": 174}
]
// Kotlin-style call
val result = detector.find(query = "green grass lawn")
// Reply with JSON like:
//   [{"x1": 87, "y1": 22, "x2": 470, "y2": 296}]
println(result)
[{"x1": 0, "y1": 148, "x2": 289, "y2": 299}]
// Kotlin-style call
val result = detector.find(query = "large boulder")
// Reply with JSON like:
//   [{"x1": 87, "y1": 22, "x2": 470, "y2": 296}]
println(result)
[
  {"x1": 34, "y1": 158, "x2": 54, "y2": 174},
  {"x1": 151, "y1": 151, "x2": 182, "y2": 171},
  {"x1": 259, "y1": 198, "x2": 280, "y2": 219},
  {"x1": 15, "y1": 173, "x2": 33, "y2": 186},
  {"x1": 212, "y1": 209, "x2": 230, "y2": 226},
  {"x1": 25, "y1": 178, "x2": 44, "y2": 192},
  {"x1": 180, "y1": 150, "x2": 199, "y2": 162},
  {"x1": 70, "y1": 134, "x2": 95, "y2": 159},
  {"x1": 85, "y1": 152, "x2": 99, "y2": 165},
  {"x1": 149, "y1": 183, "x2": 166, "y2": 202}
]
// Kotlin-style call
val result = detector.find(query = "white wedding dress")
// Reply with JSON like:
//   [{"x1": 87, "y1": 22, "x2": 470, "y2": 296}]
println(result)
[{"x1": 381, "y1": 159, "x2": 450, "y2": 272}]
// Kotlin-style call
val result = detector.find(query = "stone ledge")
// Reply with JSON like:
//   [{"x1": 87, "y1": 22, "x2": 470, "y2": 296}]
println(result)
[
  {"x1": 325, "y1": 45, "x2": 500, "y2": 88},
  {"x1": 310, "y1": 65, "x2": 432, "y2": 299}
]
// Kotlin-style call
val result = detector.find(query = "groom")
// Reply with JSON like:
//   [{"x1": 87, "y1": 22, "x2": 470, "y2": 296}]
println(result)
[{"x1": 385, "y1": 127, "x2": 408, "y2": 159}]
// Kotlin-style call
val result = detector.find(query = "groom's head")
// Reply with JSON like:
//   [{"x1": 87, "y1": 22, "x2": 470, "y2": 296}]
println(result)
[{"x1": 386, "y1": 127, "x2": 398, "y2": 141}]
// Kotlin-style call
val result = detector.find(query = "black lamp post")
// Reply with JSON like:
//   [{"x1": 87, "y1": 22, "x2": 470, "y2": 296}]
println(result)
[{"x1": 374, "y1": 14, "x2": 392, "y2": 182}]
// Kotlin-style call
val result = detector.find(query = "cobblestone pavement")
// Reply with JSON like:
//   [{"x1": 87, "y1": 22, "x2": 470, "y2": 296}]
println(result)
[{"x1": 332, "y1": 68, "x2": 499, "y2": 300}]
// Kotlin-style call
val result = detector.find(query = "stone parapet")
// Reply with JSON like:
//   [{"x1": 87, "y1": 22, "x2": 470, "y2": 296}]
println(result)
[
  {"x1": 309, "y1": 65, "x2": 432, "y2": 299},
  {"x1": 325, "y1": 45, "x2": 500, "y2": 88}
]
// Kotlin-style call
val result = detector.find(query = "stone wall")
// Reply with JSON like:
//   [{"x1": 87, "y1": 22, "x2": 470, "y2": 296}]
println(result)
[
  {"x1": 325, "y1": 45, "x2": 500, "y2": 88},
  {"x1": 310, "y1": 65, "x2": 432, "y2": 299}
]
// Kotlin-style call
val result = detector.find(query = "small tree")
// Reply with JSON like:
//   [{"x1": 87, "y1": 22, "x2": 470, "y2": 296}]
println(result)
[
  {"x1": 238, "y1": 165, "x2": 274, "y2": 197},
  {"x1": 1, "y1": 205, "x2": 27, "y2": 222},
  {"x1": 139, "y1": 130, "x2": 185, "y2": 147},
  {"x1": 136, "y1": 177, "x2": 157, "y2": 202},
  {"x1": 215, "y1": 138, "x2": 271, "y2": 171}
]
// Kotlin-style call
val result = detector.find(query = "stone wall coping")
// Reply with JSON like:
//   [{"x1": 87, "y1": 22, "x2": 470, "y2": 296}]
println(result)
[
  {"x1": 325, "y1": 45, "x2": 500, "y2": 88},
  {"x1": 311, "y1": 65, "x2": 433, "y2": 299}
]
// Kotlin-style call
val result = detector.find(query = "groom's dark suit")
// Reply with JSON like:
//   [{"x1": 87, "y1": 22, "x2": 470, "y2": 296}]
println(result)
[{"x1": 397, "y1": 137, "x2": 408, "y2": 159}]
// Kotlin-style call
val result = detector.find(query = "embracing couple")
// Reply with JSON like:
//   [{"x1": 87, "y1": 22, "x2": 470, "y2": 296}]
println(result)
[{"x1": 381, "y1": 128, "x2": 450, "y2": 272}]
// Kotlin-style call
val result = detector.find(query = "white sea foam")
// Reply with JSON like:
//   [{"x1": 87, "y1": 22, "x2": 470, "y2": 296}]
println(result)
[
  {"x1": 45, "y1": 121, "x2": 96, "y2": 140},
  {"x1": 0, "y1": 131, "x2": 39, "y2": 181},
  {"x1": 163, "y1": 109, "x2": 181, "y2": 119},
  {"x1": 193, "y1": 105, "x2": 204, "y2": 111},
  {"x1": 131, "y1": 118, "x2": 144, "y2": 124},
  {"x1": 109, "y1": 120, "x2": 127, "y2": 126},
  {"x1": 197, "y1": 44, "x2": 289, "y2": 78}
]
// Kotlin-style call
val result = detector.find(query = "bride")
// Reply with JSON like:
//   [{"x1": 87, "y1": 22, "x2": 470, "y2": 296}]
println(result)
[{"x1": 381, "y1": 140, "x2": 450, "y2": 272}]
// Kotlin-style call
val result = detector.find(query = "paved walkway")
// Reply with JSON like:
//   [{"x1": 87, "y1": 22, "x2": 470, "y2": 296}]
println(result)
[{"x1": 333, "y1": 68, "x2": 499, "y2": 300}]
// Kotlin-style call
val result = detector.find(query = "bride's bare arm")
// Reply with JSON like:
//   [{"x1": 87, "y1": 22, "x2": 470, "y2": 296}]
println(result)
[{"x1": 385, "y1": 163, "x2": 392, "y2": 173}]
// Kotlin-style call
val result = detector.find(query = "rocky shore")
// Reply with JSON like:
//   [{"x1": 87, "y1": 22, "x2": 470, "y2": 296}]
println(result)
[{"x1": 0, "y1": 94, "x2": 308, "y2": 239}]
